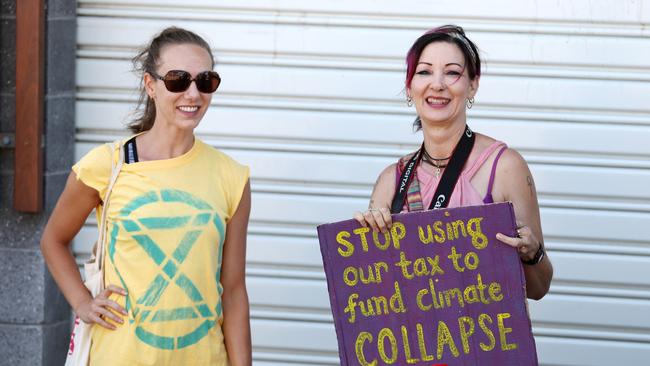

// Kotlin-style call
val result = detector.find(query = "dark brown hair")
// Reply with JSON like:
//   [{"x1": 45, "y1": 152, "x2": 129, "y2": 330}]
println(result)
[{"x1": 128, "y1": 27, "x2": 214, "y2": 133}]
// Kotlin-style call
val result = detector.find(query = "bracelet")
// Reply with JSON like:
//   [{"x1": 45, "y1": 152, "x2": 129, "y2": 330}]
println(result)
[{"x1": 522, "y1": 244, "x2": 545, "y2": 266}]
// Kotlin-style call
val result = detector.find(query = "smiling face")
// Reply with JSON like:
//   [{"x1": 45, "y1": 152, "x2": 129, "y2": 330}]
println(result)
[
  {"x1": 407, "y1": 41, "x2": 479, "y2": 128},
  {"x1": 144, "y1": 43, "x2": 214, "y2": 132}
]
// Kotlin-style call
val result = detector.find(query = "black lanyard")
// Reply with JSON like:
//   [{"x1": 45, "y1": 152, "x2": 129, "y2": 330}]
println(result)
[
  {"x1": 124, "y1": 136, "x2": 139, "y2": 164},
  {"x1": 390, "y1": 125, "x2": 475, "y2": 213}
]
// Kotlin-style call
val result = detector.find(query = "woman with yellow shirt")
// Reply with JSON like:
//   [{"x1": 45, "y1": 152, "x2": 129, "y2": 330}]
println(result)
[{"x1": 41, "y1": 27, "x2": 252, "y2": 365}]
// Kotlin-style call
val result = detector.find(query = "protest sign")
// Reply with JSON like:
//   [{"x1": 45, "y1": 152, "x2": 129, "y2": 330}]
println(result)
[{"x1": 317, "y1": 202, "x2": 537, "y2": 366}]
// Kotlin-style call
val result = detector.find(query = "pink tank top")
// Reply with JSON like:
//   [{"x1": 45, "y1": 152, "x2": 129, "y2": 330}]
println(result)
[{"x1": 397, "y1": 141, "x2": 508, "y2": 212}]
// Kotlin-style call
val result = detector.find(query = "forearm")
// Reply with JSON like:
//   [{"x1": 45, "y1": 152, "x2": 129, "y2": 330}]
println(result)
[
  {"x1": 523, "y1": 255, "x2": 553, "y2": 300},
  {"x1": 222, "y1": 283, "x2": 252, "y2": 366},
  {"x1": 41, "y1": 237, "x2": 92, "y2": 312}
]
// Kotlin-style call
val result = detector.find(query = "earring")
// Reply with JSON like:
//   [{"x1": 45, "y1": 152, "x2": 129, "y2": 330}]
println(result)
[
  {"x1": 407, "y1": 96, "x2": 413, "y2": 107},
  {"x1": 466, "y1": 97, "x2": 475, "y2": 109}
]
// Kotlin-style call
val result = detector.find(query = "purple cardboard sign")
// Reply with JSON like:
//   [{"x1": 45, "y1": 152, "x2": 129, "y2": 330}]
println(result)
[{"x1": 317, "y1": 202, "x2": 538, "y2": 366}]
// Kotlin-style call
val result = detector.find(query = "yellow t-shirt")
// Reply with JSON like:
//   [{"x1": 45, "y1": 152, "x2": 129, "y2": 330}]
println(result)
[{"x1": 73, "y1": 137, "x2": 249, "y2": 366}]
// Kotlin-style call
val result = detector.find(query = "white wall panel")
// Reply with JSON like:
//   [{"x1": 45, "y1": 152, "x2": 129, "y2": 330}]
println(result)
[
  {"x1": 75, "y1": 1, "x2": 650, "y2": 364},
  {"x1": 78, "y1": 58, "x2": 650, "y2": 113}
]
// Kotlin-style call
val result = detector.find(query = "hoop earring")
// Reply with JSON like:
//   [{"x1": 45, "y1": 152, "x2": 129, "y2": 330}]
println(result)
[
  {"x1": 466, "y1": 97, "x2": 474, "y2": 109},
  {"x1": 407, "y1": 96, "x2": 413, "y2": 107}
]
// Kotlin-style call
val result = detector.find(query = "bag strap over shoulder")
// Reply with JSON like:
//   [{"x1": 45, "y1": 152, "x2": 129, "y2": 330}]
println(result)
[{"x1": 95, "y1": 141, "x2": 124, "y2": 286}]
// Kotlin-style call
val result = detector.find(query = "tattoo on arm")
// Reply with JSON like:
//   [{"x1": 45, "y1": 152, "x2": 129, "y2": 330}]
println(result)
[{"x1": 526, "y1": 176, "x2": 535, "y2": 196}]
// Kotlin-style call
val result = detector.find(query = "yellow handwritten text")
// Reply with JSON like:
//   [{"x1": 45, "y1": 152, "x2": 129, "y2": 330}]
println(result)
[
  {"x1": 354, "y1": 312, "x2": 518, "y2": 365},
  {"x1": 336, "y1": 222, "x2": 406, "y2": 258},
  {"x1": 343, "y1": 262, "x2": 389, "y2": 287},
  {"x1": 417, "y1": 217, "x2": 488, "y2": 249},
  {"x1": 415, "y1": 274, "x2": 503, "y2": 311},
  {"x1": 344, "y1": 281, "x2": 406, "y2": 323}
]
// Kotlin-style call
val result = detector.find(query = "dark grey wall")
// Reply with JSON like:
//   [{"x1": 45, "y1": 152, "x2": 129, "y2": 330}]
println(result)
[{"x1": 0, "y1": 1, "x2": 76, "y2": 365}]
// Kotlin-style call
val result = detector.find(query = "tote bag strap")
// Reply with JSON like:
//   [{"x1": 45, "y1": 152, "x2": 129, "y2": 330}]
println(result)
[{"x1": 95, "y1": 141, "x2": 124, "y2": 288}]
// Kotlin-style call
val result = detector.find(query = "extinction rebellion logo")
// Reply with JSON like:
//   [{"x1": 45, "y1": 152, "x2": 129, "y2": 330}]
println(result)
[{"x1": 108, "y1": 189, "x2": 225, "y2": 350}]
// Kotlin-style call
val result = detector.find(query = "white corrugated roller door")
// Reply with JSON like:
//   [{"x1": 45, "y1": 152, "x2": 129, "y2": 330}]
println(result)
[{"x1": 73, "y1": 1, "x2": 650, "y2": 365}]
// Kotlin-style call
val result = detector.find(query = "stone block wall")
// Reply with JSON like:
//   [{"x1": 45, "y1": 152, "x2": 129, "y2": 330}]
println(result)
[{"x1": 0, "y1": 0, "x2": 76, "y2": 365}]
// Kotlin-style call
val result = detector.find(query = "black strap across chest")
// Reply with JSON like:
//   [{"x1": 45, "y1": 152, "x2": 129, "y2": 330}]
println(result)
[
  {"x1": 124, "y1": 136, "x2": 139, "y2": 164},
  {"x1": 390, "y1": 125, "x2": 475, "y2": 214}
]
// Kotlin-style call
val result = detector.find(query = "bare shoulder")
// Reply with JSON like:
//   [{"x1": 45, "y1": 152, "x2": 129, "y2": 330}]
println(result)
[
  {"x1": 379, "y1": 162, "x2": 397, "y2": 178},
  {"x1": 369, "y1": 162, "x2": 398, "y2": 209},
  {"x1": 492, "y1": 147, "x2": 535, "y2": 202},
  {"x1": 471, "y1": 131, "x2": 527, "y2": 171},
  {"x1": 376, "y1": 162, "x2": 398, "y2": 189},
  {"x1": 497, "y1": 147, "x2": 530, "y2": 173},
  {"x1": 470, "y1": 132, "x2": 499, "y2": 160},
  {"x1": 474, "y1": 132, "x2": 498, "y2": 149}
]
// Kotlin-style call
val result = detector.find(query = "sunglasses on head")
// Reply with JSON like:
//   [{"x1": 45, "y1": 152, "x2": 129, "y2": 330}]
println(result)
[{"x1": 151, "y1": 70, "x2": 221, "y2": 93}]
